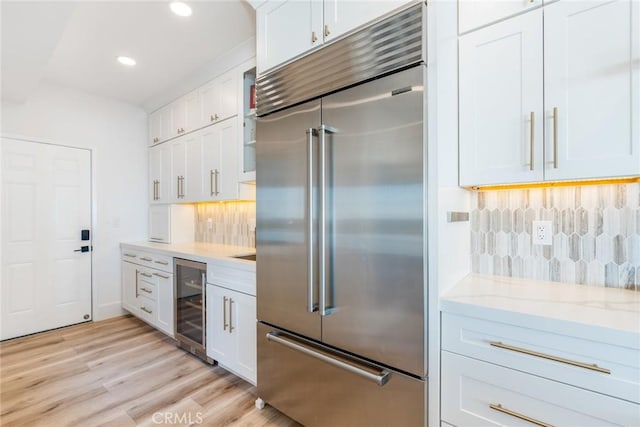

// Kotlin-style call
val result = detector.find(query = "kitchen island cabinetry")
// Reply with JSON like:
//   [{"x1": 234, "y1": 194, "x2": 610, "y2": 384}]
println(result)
[
  {"x1": 440, "y1": 275, "x2": 640, "y2": 426},
  {"x1": 255, "y1": 0, "x2": 411, "y2": 73},
  {"x1": 206, "y1": 261, "x2": 257, "y2": 385},
  {"x1": 459, "y1": 0, "x2": 639, "y2": 187}
]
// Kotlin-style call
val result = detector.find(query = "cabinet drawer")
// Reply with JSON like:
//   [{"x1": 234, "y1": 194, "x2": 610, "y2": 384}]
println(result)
[
  {"x1": 138, "y1": 296, "x2": 156, "y2": 324},
  {"x1": 442, "y1": 312, "x2": 640, "y2": 403},
  {"x1": 137, "y1": 275, "x2": 156, "y2": 300},
  {"x1": 442, "y1": 351, "x2": 640, "y2": 427},
  {"x1": 121, "y1": 249, "x2": 173, "y2": 274},
  {"x1": 207, "y1": 263, "x2": 255, "y2": 296}
]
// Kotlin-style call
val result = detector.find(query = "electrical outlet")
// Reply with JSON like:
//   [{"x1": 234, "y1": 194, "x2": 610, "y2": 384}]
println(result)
[{"x1": 532, "y1": 220, "x2": 552, "y2": 245}]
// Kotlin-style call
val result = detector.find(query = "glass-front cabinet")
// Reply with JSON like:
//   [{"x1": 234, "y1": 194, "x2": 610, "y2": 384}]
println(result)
[{"x1": 241, "y1": 66, "x2": 256, "y2": 182}]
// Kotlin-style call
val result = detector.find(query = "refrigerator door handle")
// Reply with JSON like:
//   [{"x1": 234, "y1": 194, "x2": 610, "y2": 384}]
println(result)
[
  {"x1": 266, "y1": 332, "x2": 390, "y2": 386},
  {"x1": 318, "y1": 124, "x2": 329, "y2": 316},
  {"x1": 306, "y1": 127, "x2": 318, "y2": 313}
]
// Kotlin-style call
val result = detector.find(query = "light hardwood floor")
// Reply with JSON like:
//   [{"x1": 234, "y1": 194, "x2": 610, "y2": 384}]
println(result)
[{"x1": 0, "y1": 315, "x2": 299, "y2": 427}]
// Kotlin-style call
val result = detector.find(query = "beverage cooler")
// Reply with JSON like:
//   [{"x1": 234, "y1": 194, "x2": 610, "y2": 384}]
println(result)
[{"x1": 174, "y1": 258, "x2": 212, "y2": 363}]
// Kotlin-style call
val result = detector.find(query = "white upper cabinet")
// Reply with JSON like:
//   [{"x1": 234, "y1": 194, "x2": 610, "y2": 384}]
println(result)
[
  {"x1": 149, "y1": 142, "x2": 171, "y2": 203},
  {"x1": 543, "y1": 0, "x2": 639, "y2": 181},
  {"x1": 201, "y1": 118, "x2": 240, "y2": 201},
  {"x1": 200, "y1": 70, "x2": 238, "y2": 127},
  {"x1": 459, "y1": 10, "x2": 544, "y2": 186},
  {"x1": 149, "y1": 104, "x2": 173, "y2": 145},
  {"x1": 171, "y1": 90, "x2": 200, "y2": 138},
  {"x1": 459, "y1": 0, "x2": 639, "y2": 187},
  {"x1": 323, "y1": 0, "x2": 406, "y2": 42},
  {"x1": 256, "y1": 0, "x2": 411, "y2": 74},
  {"x1": 458, "y1": 0, "x2": 542, "y2": 34},
  {"x1": 257, "y1": 0, "x2": 322, "y2": 73}
]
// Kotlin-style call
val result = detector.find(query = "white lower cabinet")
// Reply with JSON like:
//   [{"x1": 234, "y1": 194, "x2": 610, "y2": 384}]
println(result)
[
  {"x1": 121, "y1": 249, "x2": 175, "y2": 337},
  {"x1": 441, "y1": 312, "x2": 640, "y2": 426},
  {"x1": 441, "y1": 351, "x2": 638, "y2": 427},
  {"x1": 206, "y1": 282, "x2": 256, "y2": 385}
]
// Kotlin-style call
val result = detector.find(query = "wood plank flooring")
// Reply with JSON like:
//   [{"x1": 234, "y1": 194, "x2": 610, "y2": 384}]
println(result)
[{"x1": 0, "y1": 315, "x2": 299, "y2": 427}]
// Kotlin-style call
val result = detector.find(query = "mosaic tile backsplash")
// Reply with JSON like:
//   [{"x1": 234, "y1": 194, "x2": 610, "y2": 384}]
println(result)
[
  {"x1": 470, "y1": 183, "x2": 639, "y2": 290},
  {"x1": 195, "y1": 202, "x2": 256, "y2": 248}
]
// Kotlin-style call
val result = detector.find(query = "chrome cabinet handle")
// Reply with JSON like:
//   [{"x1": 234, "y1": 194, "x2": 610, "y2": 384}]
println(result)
[
  {"x1": 228, "y1": 298, "x2": 234, "y2": 333},
  {"x1": 176, "y1": 176, "x2": 180, "y2": 198},
  {"x1": 489, "y1": 341, "x2": 610, "y2": 374},
  {"x1": 210, "y1": 114, "x2": 215, "y2": 122},
  {"x1": 311, "y1": 31, "x2": 318, "y2": 43},
  {"x1": 140, "y1": 287, "x2": 152, "y2": 294},
  {"x1": 529, "y1": 112, "x2": 535, "y2": 171},
  {"x1": 124, "y1": 253, "x2": 137, "y2": 258},
  {"x1": 324, "y1": 25, "x2": 330, "y2": 37},
  {"x1": 214, "y1": 169, "x2": 220, "y2": 195},
  {"x1": 553, "y1": 107, "x2": 558, "y2": 169},
  {"x1": 140, "y1": 272, "x2": 153, "y2": 278},
  {"x1": 210, "y1": 170, "x2": 215, "y2": 196},
  {"x1": 489, "y1": 404, "x2": 552, "y2": 427},
  {"x1": 154, "y1": 260, "x2": 169, "y2": 266},
  {"x1": 266, "y1": 332, "x2": 390, "y2": 386},
  {"x1": 306, "y1": 127, "x2": 317, "y2": 313},
  {"x1": 135, "y1": 269, "x2": 139, "y2": 298},
  {"x1": 140, "y1": 306, "x2": 152, "y2": 314},
  {"x1": 214, "y1": 114, "x2": 219, "y2": 121},
  {"x1": 140, "y1": 257, "x2": 152, "y2": 262},
  {"x1": 152, "y1": 272, "x2": 170, "y2": 279},
  {"x1": 223, "y1": 296, "x2": 229, "y2": 331},
  {"x1": 149, "y1": 237, "x2": 163, "y2": 242}
]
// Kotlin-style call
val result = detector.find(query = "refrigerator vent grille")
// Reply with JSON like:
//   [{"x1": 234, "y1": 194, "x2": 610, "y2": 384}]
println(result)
[{"x1": 256, "y1": 2, "x2": 426, "y2": 116}]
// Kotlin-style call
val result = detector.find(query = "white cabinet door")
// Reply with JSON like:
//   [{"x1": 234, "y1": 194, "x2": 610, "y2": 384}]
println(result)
[
  {"x1": 149, "y1": 205, "x2": 170, "y2": 243},
  {"x1": 458, "y1": 0, "x2": 542, "y2": 34},
  {"x1": 543, "y1": 0, "x2": 640, "y2": 181},
  {"x1": 170, "y1": 140, "x2": 186, "y2": 202},
  {"x1": 459, "y1": 10, "x2": 544, "y2": 186},
  {"x1": 149, "y1": 143, "x2": 171, "y2": 204},
  {"x1": 184, "y1": 133, "x2": 203, "y2": 202},
  {"x1": 323, "y1": 0, "x2": 408, "y2": 42},
  {"x1": 122, "y1": 260, "x2": 138, "y2": 314},
  {"x1": 206, "y1": 284, "x2": 234, "y2": 363},
  {"x1": 155, "y1": 271, "x2": 174, "y2": 337},
  {"x1": 229, "y1": 290, "x2": 257, "y2": 385},
  {"x1": 149, "y1": 109, "x2": 163, "y2": 145},
  {"x1": 256, "y1": 0, "x2": 323, "y2": 73},
  {"x1": 200, "y1": 71, "x2": 238, "y2": 127},
  {"x1": 201, "y1": 119, "x2": 239, "y2": 201},
  {"x1": 159, "y1": 105, "x2": 173, "y2": 143},
  {"x1": 171, "y1": 92, "x2": 201, "y2": 137}
]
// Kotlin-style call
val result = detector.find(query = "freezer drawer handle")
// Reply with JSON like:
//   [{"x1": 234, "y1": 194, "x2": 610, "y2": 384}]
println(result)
[
  {"x1": 489, "y1": 341, "x2": 610, "y2": 374},
  {"x1": 266, "y1": 332, "x2": 390, "y2": 386}
]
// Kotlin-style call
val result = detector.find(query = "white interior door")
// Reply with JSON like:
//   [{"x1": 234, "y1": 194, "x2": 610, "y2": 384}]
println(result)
[{"x1": 1, "y1": 138, "x2": 92, "y2": 340}]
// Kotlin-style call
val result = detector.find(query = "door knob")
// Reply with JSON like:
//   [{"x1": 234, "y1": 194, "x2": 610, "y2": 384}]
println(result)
[{"x1": 74, "y1": 246, "x2": 90, "y2": 253}]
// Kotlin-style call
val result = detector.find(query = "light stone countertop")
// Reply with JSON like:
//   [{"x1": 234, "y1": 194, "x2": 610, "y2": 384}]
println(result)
[
  {"x1": 120, "y1": 241, "x2": 256, "y2": 271},
  {"x1": 441, "y1": 274, "x2": 640, "y2": 335}
]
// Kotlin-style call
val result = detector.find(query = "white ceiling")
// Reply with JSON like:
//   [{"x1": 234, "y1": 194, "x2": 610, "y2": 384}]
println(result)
[{"x1": 1, "y1": 1, "x2": 256, "y2": 107}]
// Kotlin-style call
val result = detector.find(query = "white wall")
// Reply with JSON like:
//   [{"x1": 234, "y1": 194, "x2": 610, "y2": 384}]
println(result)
[{"x1": 1, "y1": 82, "x2": 148, "y2": 320}]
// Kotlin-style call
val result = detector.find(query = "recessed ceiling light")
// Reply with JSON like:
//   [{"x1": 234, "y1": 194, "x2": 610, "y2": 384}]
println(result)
[
  {"x1": 117, "y1": 56, "x2": 136, "y2": 66},
  {"x1": 170, "y1": 2, "x2": 192, "y2": 17}
]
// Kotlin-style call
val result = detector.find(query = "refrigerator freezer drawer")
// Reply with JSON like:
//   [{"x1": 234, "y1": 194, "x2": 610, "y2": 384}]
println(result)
[{"x1": 257, "y1": 323, "x2": 425, "y2": 427}]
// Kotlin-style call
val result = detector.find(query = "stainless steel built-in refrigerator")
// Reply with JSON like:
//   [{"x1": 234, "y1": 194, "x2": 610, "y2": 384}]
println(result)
[{"x1": 256, "y1": 4, "x2": 427, "y2": 426}]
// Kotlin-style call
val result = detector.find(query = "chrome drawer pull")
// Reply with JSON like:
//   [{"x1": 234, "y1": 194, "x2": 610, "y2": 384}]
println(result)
[
  {"x1": 154, "y1": 260, "x2": 169, "y2": 265},
  {"x1": 490, "y1": 403, "x2": 553, "y2": 427},
  {"x1": 123, "y1": 253, "x2": 137, "y2": 258},
  {"x1": 140, "y1": 287, "x2": 152, "y2": 294},
  {"x1": 140, "y1": 307, "x2": 153, "y2": 314},
  {"x1": 489, "y1": 341, "x2": 611, "y2": 374},
  {"x1": 140, "y1": 257, "x2": 152, "y2": 262},
  {"x1": 152, "y1": 272, "x2": 170, "y2": 279},
  {"x1": 140, "y1": 272, "x2": 153, "y2": 278}
]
